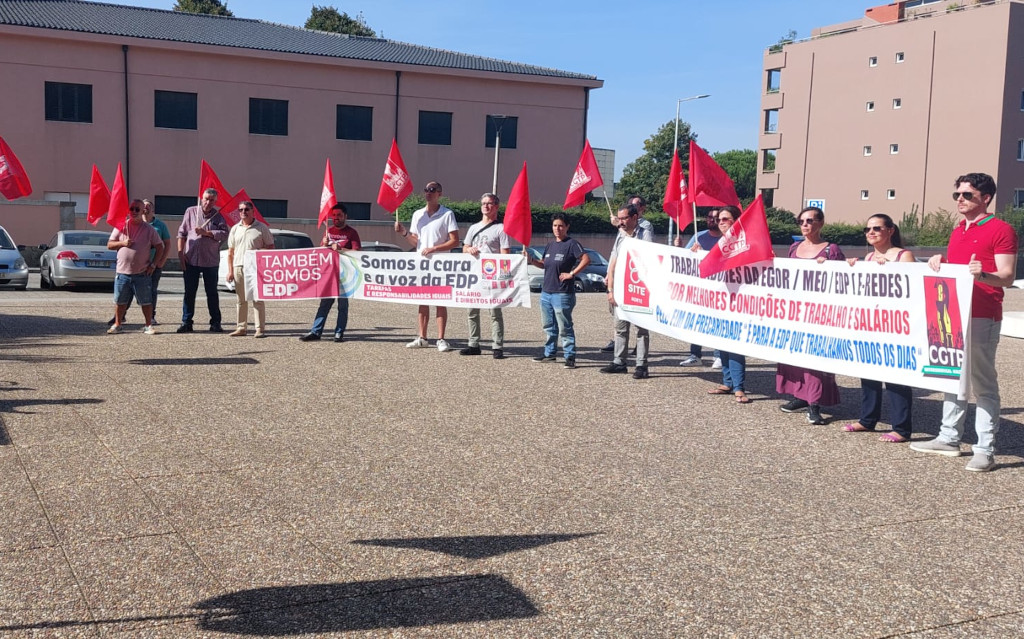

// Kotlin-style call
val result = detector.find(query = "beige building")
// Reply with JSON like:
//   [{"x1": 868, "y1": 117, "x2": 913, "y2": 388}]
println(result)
[{"x1": 758, "y1": 0, "x2": 1024, "y2": 223}]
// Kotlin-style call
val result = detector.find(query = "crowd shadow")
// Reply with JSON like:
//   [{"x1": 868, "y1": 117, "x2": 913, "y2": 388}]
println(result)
[
  {"x1": 129, "y1": 356, "x2": 260, "y2": 366},
  {"x1": 351, "y1": 532, "x2": 599, "y2": 559}
]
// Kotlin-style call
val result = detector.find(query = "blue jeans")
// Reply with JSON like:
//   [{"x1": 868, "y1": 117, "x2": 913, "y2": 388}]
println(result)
[
  {"x1": 310, "y1": 297, "x2": 348, "y2": 336},
  {"x1": 113, "y1": 273, "x2": 153, "y2": 306},
  {"x1": 939, "y1": 318, "x2": 1001, "y2": 455},
  {"x1": 860, "y1": 379, "x2": 913, "y2": 439},
  {"x1": 720, "y1": 350, "x2": 746, "y2": 392},
  {"x1": 540, "y1": 291, "x2": 576, "y2": 360},
  {"x1": 182, "y1": 264, "x2": 221, "y2": 326},
  {"x1": 122, "y1": 267, "x2": 162, "y2": 318}
]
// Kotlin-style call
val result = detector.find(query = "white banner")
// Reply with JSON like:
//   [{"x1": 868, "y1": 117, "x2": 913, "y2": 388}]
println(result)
[{"x1": 613, "y1": 237, "x2": 973, "y2": 395}]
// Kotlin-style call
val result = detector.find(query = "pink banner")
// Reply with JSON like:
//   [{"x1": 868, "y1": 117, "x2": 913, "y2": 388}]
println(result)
[{"x1": 249, "y1": 248, "x2": 340, "y2": 300}]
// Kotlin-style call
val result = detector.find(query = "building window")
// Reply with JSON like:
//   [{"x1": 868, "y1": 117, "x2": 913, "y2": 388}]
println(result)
[
  {"x1": 336, "y1": 105, "x2": 372, "y2": 141},
  {"x1": 1018, "y1": 139, "x2": 1024, "y2": 161},
  {"x1": 418, "y1": 111, "x2": 452, "y2": 145},
  {"x1": 887, "y1": 189, "x2": 896, "y2": 199},
  {"x1": 249, "y1": 98, "x2": 288, "y2": 136},
  {"x1": 864, "y1": 146, "x2": 872, "y2": 156},
  {"x1": 868, "y1": 56, "x2": 878, "y2": 67},
  {"x1": 1014, "y1": 188, "x2": 1024, "y2": 208},
  {"x1": 891, "y1": 143, "x2": 900, "y2": 154},
  {"x1": 861, "y1": 190, "x2": 870, "y2": 200},
  {"x1": 893, "y1": 98, "x2": 902, "y2": 109},
  {"x1": 340, "y1": 202, "x2": 371, "y2": 220},
  {"x1": 866, "y1": 101, "x2": 875, "y2": 112},
  {"x1": 1020, "y1": 90, "x2": 1024, "y2": 111},
  {"x1": 896, "y1": 52, "x2": 905, "y2": 63},
  {"x1": 485, "y1": 115, "x2": 518, "y2": 149},
  {"x1": 764, "y1": 109, "x2": 779, "y2": 133},
  {"x1": 154, "y1": 195, "x2": 198, "y2": 216},
  {"x1": 45, "y1": 81, "x2": 92, "y2": 123},
  {"x1": 766, "y1": 69, "x2": 781, "y2": 93},
  {"x1": 154, "y1": 90, "x2": 197, "y2": 130},
  {"x1": 252, "y1": 199, "x2": 287, "y2": 218},
  {"x1": 762, "y1": 149, "x2": 776, "y2": 172}
]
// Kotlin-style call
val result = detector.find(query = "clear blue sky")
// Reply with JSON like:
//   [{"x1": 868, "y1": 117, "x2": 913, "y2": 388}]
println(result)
[{"x1": 101, "y1": 0, "x2": 875, "y2": 179}]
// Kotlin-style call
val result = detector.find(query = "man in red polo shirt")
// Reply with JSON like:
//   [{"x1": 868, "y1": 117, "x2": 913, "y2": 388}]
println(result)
[{"x1": 911, "y1": 172, "x2": 1018, "y2": 472}]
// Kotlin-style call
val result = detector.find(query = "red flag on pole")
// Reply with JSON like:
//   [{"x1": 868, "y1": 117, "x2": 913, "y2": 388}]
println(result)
[
  {"x1": 318, "y1": 159, "x2": 338, "y2": 229},
  {"x1": 688, "y1": 140, "x2": 740, "y2": 208},
  {"x1": 503, "y1": 162, "x2": 532, "y2": 247},
  {"x1": 563, "y1": 139, "x2": 604, "y2": 210},
  {"x1": 0, "y1": 136, "x2": 32, "y2": 200},
  {"x1": 698, "y1": 195, "x2": 774, "y2": 278},
  {"x1": 219, "y1": 188, "x2": 268, "y2": 227},
  {"x1": 198, "y1": 159, "x2": 231, "y2": 208},
  {"x1": 106, "y1": 163, "x2": 129, "y2": 229},
  {"x1": 377, "y1": 139, "x2": 413, "y2": 214},
  {"x1": 87, "y1": 165, "x2": 110, "y2": 226},
  {"x1": 662, "y1": 149, "x2": 691, "y2": 225}
]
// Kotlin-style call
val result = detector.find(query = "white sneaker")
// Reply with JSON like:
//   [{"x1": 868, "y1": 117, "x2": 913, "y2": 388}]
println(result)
[
  {"x1": 143, "y1": 325, "x2": 156, "y2": 335},
  {"x1": 678, "y1": 354, "x2": 703, "y2": 367},
  {"x1": 436, "y1": 339, "x2": 452, "y2": 352},
  {"x1": 405, "y1": 337, "x2": 429, "y2": 348},
  {"x1": 711, "y1": 357, "x2": 723, "y2": 370}
]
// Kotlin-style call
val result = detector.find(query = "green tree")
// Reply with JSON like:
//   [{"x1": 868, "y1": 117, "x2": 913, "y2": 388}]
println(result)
[
  {"x1": 305, "y1": 6, "x2": 376, "y2": 37},
  {"x1": 617, "y1": 120, "x2": 696, "y2": 212},
  {"x1": 711, "y1": 149, "x2": 757, "y2": 202},
  {"x1": 173, "y1": 0, "x2": 233, "y2": 16}
]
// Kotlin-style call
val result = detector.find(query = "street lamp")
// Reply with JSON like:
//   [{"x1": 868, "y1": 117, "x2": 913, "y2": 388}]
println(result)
[
  {"x1": 489, "y1": 114, "x2": 509, "y2": 194},
  {"x1": 670, "y1": 94, "x2": 710, "y2": 241}
]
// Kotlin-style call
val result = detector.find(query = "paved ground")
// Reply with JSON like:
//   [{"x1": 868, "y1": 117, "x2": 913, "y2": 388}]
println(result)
[{"x1": 1, "y1": 273, "x2": 1023, "y2": 638}]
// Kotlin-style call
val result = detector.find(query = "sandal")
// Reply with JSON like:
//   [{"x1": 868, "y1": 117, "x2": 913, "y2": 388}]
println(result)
[
  {"x1": 878, "y1": 432, "x2": 909, "y2": 443},
  {"x1": 842, "y1": 423, "x2": 872, "y2": 432},
  {"x1": 735, "y1": 392, "x2": 751, "y2": 404},
  {"x1": 707, "y1": 386, "x2": 732, "y2": 395}
]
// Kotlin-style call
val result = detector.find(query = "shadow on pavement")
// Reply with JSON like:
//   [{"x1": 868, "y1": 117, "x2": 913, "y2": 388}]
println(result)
[
  {"x1": 129, "y1": 357, "x2": 260, "y2": 366},
  {"x1": 0, "y1": 397, "x2": 104, "y2": 416},
  {"x1": 351, "y1": 532, "x2": 599, "y2": 559}
]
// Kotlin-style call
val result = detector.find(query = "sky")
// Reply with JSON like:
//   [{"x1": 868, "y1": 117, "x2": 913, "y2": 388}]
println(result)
[{"x1": 98, "y1": 0, "x2": 877, "y2": 179}]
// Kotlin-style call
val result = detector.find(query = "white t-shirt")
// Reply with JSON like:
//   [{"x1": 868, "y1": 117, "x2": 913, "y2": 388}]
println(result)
[
  {"x1": 410, "y1": 205, "x2": 458, "y2": 251},
  {"x1": 464, "y1": 220, "x2": 510, "y2": 254}
]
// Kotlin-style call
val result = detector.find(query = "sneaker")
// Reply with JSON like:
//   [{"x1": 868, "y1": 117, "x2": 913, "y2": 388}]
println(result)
[
  {"x1": 436, "y1": 339, "x2": 453, "y2": 352},
  {"x1": 711, "y1": 357, "x2": 723, "y2": 370},
  {"x1": 106, "y1": 325, "x2": 122, "y2": 334},
  {"x1": 965, "y1": 452, "x2": 995, "y2": 472},
  {"x1": 229, "y1": 328, "x2": 246, "y2": 337},
  {"x1": 678, "y1": 355, "x2": 703, "y2": 367},
  {"x1": 209, "y1": 324, "x2": 224, "y2": 333},
  {"x1": 299, "y1": 332, "x2": 321, "y2": 342},
  {"x1": 406, "y1": 337, "x2": 429, "y2": 348},
  {"x1": 633, "y1": 366, "x2": 650, "y2": 379},
  {"x1": 564, "y1": 358, "x2": 576, "y2": 369},
  {"x1": 600, "y1": 340, "x2": 615, "y2": 353},
  {"x1": 492, "y1": 349, "x2": 505, "y2": 360},
  {"x1": 175, "y1": 323, "x2": 194, "y2": 334},
  {"x1": 806, "y1": 405, "x2": 826, "y2": 425},
  {"x1": 143, "y1": 325, "x2": 156, "y2": 335},
  {"x1": 459, "y1": 345, "x2": 482, "y2": 356},
  {"x1": 599, "y1": 363, "x2": 628, "y2": 374},
  {"x1": 780, "y1": 399, "x2": 809, "y2": 413},
  {"x1": 909, "y1": 438, "x2": 963, "y2": 457},
  {"x1": 533, "y1": 354, "x2": 556, "y2": 363},
  {"x1": 333, "y1": 332, "x2": 344, "y2": 343}
]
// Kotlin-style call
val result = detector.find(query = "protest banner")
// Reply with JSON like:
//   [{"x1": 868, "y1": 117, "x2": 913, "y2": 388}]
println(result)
[
  {"x1": 612, "y1": 237, "x2": 973, "y2": 395},
  {"x1": 245, "y1": 248, "x2": 531, "y2": 309}
]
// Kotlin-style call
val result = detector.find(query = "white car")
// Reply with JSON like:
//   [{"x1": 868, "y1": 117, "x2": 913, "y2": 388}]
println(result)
[
  {"x1": 218, "y1": 229, "x2": 314, "y2": 292},
  {"x1": 0, "y1": 225, "x2": 29, "y2": 290}
]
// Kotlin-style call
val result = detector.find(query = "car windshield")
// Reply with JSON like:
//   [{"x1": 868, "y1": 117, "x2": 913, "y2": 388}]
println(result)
[
  {"x1": 64, "y1": 234, "x2": 109, "y2": 247},
  {"x1": 274, "y1": 235, "x2": 314, "y2": 250},
  {"x1": 0, "y1": 228, "x2": 15, "y2": 250}
]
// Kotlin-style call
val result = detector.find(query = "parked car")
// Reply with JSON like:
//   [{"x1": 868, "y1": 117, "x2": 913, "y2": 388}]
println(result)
[
  {"x1": 511, "y1": 246, "x2": 608, "y2": 293},
  {"x1": 218, "y1": 229, "x2": 314, "y2": 292},
  {"x1": 0, "y1": 225, "x2": 29, "y2": 290},
  {"x1": 360, "y1": 241, "x2": 403, "y2": 252},
  {"x1": 38, "y1": 230, "x2": 117, "y2": 289}
]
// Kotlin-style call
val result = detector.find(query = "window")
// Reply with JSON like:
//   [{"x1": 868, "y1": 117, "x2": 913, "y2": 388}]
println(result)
[
  {"x1": 764, "y1": 109, "x2": 779, "y2": 133},
  {"x1": 1021, "y1": 90, "x2": 1024, "y2": 111},
  {"x1": 418, "y1": 110, "x2": 452, "y2": 145},
  {"x1": 485, "y1": 115, "x2": 518, "y2": 149},
  {"x1": 866, "y1": 101, "x2": 875, "y2": 112},
  {"x1": 896, "y1": 52, "x2": 905, "y2": 63},
  {"x1": 893, "y1": 98, "x2": 902, "y2": 109},
  {"x1": 252, "y1": 198, "x2": 287, "y2": 218},
  {"x1": 766, "y1": 69, "x2": 781, "y2": 93},
  {"x1": 762, "y1": 149, "x2": 776, "y2": 172},
  {"x1": 154, "y1": 90, "x2": 197, "y2": 130},
  {"x1": 340, "y1": 202, "x2": 371, "y2": 220},
  {"x1": 45, "y1": 81, "x2": 92, "y2": 122},
  {"x1": 1014, "y1": 188, "x2": 1024, "y2": 208},
  {"x1": 869, "y1": 56, "x2": 878, "y2": 67},
  {"x1": 864, "y1": 146, "x2": 872, "y2": 156},
  {"x1": 891, "y1": 143, "x2": 900, "y2": 154},
  {"x1": 861, "y1": 190, "x2": 870, "y2": 200},
  {"x1": 887, "y1": 189, "x2": 896, "y2": 199},
  {"x1": 336, "y1": 105, "x2": 372, "y2": 141},
  {"x1": 249, "y1": 98, "x2": 288, "y2": 136},
  {"x1": 1018, "y1": 139, "x2": 1024, "y2": 161},
  {"x1": 155, "y1": 195, "x2": 198, "y2": 216}
]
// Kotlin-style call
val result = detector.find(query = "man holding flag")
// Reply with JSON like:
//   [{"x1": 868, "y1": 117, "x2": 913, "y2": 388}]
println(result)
[
  {"x1": 459, "y1": 193, "x2": 511, "y2": 359},
  {"x1": 176, "y1": 188, "x2": 229, "y2": 333},
  {"x1": 300, "y1": 203, "x2": 362, "y2": 343},
  {"x1": 106, "y1": 199, "x2": 163, "y2": 335}
]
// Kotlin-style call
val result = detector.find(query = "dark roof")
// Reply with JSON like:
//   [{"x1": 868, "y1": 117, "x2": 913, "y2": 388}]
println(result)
[{"x1": 0, "y1": 0, "x2": 600, "y2": 82}]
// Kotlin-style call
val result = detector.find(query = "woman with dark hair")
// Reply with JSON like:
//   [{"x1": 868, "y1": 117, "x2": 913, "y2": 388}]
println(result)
[
  {"x1": 842, "y1": 214, "x2": 916, "y2": 442},
  {"x1": 706, "y1": 206, "x2": 751, "y2": 403},
  {"x1": 777, "y1": 206, "x2": 845, "y2": 424}
]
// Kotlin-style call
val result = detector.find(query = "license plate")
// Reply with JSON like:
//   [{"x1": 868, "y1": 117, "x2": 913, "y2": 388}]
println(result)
[{"x1": 85, "y1": 260, "x2": 111, "y2": 268}]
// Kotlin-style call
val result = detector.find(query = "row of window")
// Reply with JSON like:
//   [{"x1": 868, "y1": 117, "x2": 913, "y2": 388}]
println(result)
[
  {"x1": 860, "y1": 189, "x2": 897, "y2": 200},
  {"x1": 152, "y1": 195, "x2": 373, "y2": 220},
  {"x1": 43, "y1": 82, "x2": 520, "y2": 148},
  {"x1": 864, "y1": 144, "x2": 900, "y2": 156},
  {"x1": 868, "y1": 52, "x2": 905, "y2": 67},
  {"x1": 866, "y1": 98, "x2": 901, "y2": 111},
  {"x1": 1018, "y1": 139, "x2": 1024, "y2": 162}
]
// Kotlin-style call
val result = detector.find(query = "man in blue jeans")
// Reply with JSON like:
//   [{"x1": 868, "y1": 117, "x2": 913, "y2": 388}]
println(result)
[
  {"x1": 300, "y1": 203, "x2": 362, "y2": 343},
  {"x1": 106, "y1": 199, "x2": 163, "y2": 335},
  {"x1": 176, "y1": 188, "x2": 229, "y2": 333}
]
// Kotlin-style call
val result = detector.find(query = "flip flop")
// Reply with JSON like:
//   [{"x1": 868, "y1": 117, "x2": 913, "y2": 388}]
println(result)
[
  {"x1": 735, "y1": 393, "x2": 751, "y2": 404},
  {"x1": 878, "y1": 432, "x2": 909, "y2": 443},
  {"x1": 707, "y1": 386, "x2": 732, "y2": 395},
  {"x1": 842, "y1": 423, "x2": 871, "y2": 432}
]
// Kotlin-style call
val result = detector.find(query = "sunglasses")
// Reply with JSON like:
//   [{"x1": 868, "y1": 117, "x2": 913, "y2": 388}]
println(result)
[
  {"x1": 424, "y1": 187, "x2": 440, "y2": 193},
  {"x1": 952, "y1": 191, "x2": 976, "y2": 201},
  {"x1": 798, "y1": 219, "x2": 817, "y2": 225},
  {"x1": 719, "y1": 217, "x2": 735, "y2": 223},
  {"x1": 129, "y1": 207, "x2": 141, "y2": 212},
  {"x1": 863, "y1": 225, "x2": 887, "y2": 233},
  {"x1": 239, "y1": 207, "x2": 252, "y2": 212}
]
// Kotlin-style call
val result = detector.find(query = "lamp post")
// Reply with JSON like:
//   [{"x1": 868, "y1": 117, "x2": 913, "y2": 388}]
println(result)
[
  {"x1": 489, "y1": 114, "x2": 508, "y2": 194},
  {"x1": 669, "y1": 94, "x2": 710, "y2": 242}
]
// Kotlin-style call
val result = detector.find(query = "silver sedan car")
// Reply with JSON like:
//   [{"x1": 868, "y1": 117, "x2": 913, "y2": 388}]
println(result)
[
  {"x1": 0, "y1": 225, "x2": 29, "y2": 290},
  {"x1": 39, "y1": 230, "x2": 118, "y2": 289}
]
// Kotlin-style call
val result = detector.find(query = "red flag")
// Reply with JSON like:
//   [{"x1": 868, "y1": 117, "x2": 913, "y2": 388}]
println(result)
[
  {"x1": 219, "y1": 188, "x2": 268, "y2": 227},
  {"x1": 377, "y1": 139, "x2": 413, "y2": 214},
  {"x1": 198, "y1": 159, "x2": 231, "y2": 208},
  {"x1": 688, "y1": 140, "x2": 740, "y2": 208},
  {"x1": 0, "y1": 136, "x2": 32, "y2": 200},
  {"x1": 87, "y1": 165, "x2": 110, "y2": 226},
  {"x1": 662, "y1": 149, "x2": 691, "y2": 225},
  {"x1": 106, "y1": 163, "x2": 129, "y2": 229},
  {"x1": 699, "y1": 195, "x2": 774, "y2": 278},
  {"x1": 563, "y1": 139, "x2": 604, "y2": 210},
  {"x1": 318, "y1": 159, "x2": 338, "y2": 229},
  {"x1": 503, "y1": 162, "x2": 532, "y2": 247}
]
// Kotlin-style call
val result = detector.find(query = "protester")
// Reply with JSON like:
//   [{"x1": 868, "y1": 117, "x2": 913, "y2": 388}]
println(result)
[
  {"x1": 460, "y1": 193, "x2": 511, "y2": 359},
  {"x1": 677, "y1": 208, "x2": 723, "y2": 368},
  {"x1": 526, "y1": 213, "x2": 590, "y2": 369},
  {"x1": 777, "y1": 206, "x2": 844, "y2": 424},
  {"x1": 843, "y1": 214, "x2": 916, "y2": 442},
  {"x1": 602, "y1": 195, "x2": 655, "y2": 353},
  {"x1": 910, "y1": 172, "x2": 1018, "y2": 471},
  {"x1": 394, "y1": 181, "x2": 460, "y2": 351},
  {"x1": 106, "y1": 199, "x2": 163, "y2": 335},
  {"x1": 701, "y1": 207, "x2": 749, "y2": 402},
  {"x1": 601, "y1": 203, "x2": 653, "y2": 379},
  {"x1": 108, "y1": 198, "x2": 169, "y2": 326},
  {"x1": 300, "y1": 203, "x2": 362, "y2": 342},
  {"x1": 226, "y1": 200, "x2": 274, "y2": 338},
  {"x1": 177, "y1": 188, "x2": 229, "y2": 333}
]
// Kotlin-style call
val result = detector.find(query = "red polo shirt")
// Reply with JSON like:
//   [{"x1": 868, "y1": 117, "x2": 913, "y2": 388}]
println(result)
[{"x1": 946, "y1": 214, "x2": 1017, "y2": 320}]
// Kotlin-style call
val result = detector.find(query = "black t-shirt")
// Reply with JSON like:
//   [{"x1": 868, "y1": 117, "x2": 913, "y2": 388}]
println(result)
[{"x1": 541, "y1": 237, "x2": 585, "y2": 294}]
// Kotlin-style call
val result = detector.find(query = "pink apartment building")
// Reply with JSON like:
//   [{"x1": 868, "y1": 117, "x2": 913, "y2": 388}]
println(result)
[
  {"x1": 0, "y1": 0, "x2": 602, "y2": 233},
  {"x1": 757, "y1": 0, "x2": 1024, "y2": 224}
]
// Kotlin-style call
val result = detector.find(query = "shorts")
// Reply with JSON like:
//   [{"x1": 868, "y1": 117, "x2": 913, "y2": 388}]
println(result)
[{"x1": 114, "y1": 272, "x2": 153, "y2": 306}]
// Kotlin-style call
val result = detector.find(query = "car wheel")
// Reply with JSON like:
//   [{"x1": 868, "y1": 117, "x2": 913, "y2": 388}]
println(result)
[
  {"x1": 46, "y1": 267, "x2": 57, "y2": 290},
  {"x1": 574, "y1": 278, "x2": 585, "y2": 293},
  {"x1": 38, "y1": 266, "x2": 47, "y2": 289}
]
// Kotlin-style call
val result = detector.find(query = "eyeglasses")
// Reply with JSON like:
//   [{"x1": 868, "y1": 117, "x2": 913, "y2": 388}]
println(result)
[
  {"x1": 129, "y1": 207, "x2": 141, "y2": 212},
  {"x1": 798, "y1": 219, "x2": 817, "y2": 225},
  {"x1": 424, "y1": 187, "x2": 440, "y2": 193},
  {"x1": 952, "y1": 191, "x2": 976, "y2": 201},
  {"x1": 482, "y1": 201, "x2": 497, "y2": 207},
  {"x1": 863, "y1": 225, "x2": 886, "y2": 233}
]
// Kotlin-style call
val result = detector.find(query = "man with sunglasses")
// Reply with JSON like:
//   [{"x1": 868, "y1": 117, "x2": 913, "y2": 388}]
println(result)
[
  {"x1": 602, "y1": 203, "x2": 654, "y2": 378},
  {"x1": 394, "y1": 181, "x2": 460, "y2": 351},
  {"x1": 910, "y1": 173, "x2": 1018, "y2": 472},
  {"x1": 226, "y1": 201, "x2": 274, "y2": 338},
  {"x1": 106, "y1": 199, "x2": 164, "y2": 335},
  {"x1": 177, "y1": 188, "x2": 229, "y2": 333}
]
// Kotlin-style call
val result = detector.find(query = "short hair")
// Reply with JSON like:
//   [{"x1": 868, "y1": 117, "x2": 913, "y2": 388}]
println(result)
[
  {"x1": 867, "y1": 213, "x2": 904, "y2": 248},
  {"x1": 425, "y1": 181, "x2": 442, "y2": 192},
  {"x1": 130, "y1": 198, "x2": 144, "y2": 207},
  {"x1": 240, "y1": 200, "x2": 254, "y2": 210},
  {"x1": 203, "y1": 188, "x2": 218, "y2": 199},
  {"x1": 719, "y1": 205, "x2": 742, "y2": 219},
  {"x1": 627, "y1": 194, "x2": 647, "y2": 207},
  {"x1": 551, "y1": 212, "x2": 569, "y2": 225},
  {"x1": 618, "y1": 203, "x2": 639, "y2": 218},
  {"x1": 799, "y1": 206, "x2": 824, "y2": 222},
  {"x1": 954, "y1": 172, "x2": 996, "y2": 198},
  {"x1": 481, "y1": 192, "x2": 500, "y2": 205},
  {"x1": 331, "y1": 202, "x2": 347, "y2": 214}
]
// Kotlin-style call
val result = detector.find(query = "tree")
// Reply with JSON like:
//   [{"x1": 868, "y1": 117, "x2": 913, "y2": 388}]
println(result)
[
  {"x1": 173, "y1": 0, "x2": 233, "y2": 16},
  {"x1": 617, "y1": 120, "x2": 696, "y2": 211},
  {"x1": 712, "y1": 149, "x2": 757, "y2": 202},
  {"x1": 305, "y1": 6, "x2": 376, "y2": 37}
]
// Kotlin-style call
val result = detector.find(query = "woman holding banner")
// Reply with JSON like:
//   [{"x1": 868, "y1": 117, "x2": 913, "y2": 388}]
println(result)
[
  {"x1": 777, "y1": 206, "x2": 844, "y2": 424},
  {"x1": 841, "y1": 214, "x2": 916, "y2": 442},
  {"x1": 706, "y1": 207, "x2": 750, "y2": 403}
]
